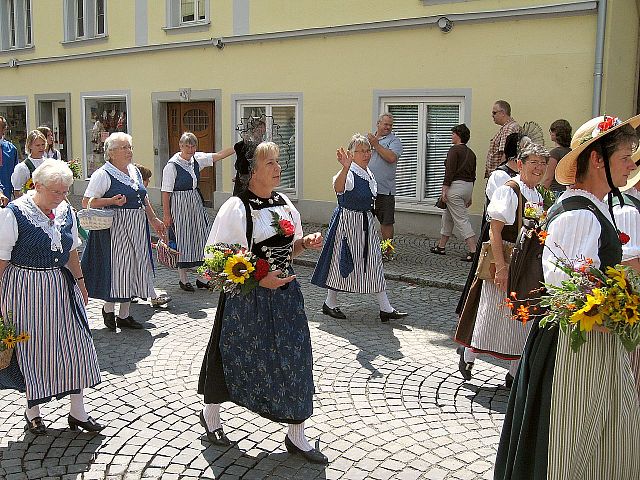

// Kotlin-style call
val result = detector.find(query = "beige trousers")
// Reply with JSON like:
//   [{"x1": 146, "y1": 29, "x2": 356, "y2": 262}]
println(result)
[{"x1": 440, "y1": 180, "x2": 475, "y2": 240}]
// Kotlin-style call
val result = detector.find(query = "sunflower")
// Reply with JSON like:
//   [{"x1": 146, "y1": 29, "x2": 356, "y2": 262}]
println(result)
[
  {"x1": 16, "y1": 332, "x2": 30, "y2": 343},
  {"x1": 570, "y1": 289, "x2": 605, "y2": 331},
  {"x1": 2, "y1": 334, "x2": 17, "y2": 349},
  {"x1": 606, "y1": 266, "x2": 627, "y2": 290},
  {"x1": 224, "y1": 254, "x2": 255, "y2": 284}
]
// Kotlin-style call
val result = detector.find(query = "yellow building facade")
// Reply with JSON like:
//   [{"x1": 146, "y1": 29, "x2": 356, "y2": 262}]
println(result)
[{"x1": 0, "y1": 0, "x2": 637, "y2": 234}]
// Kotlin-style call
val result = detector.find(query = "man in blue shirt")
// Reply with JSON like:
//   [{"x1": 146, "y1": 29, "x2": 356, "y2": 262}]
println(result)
[
  {"x1": 368, "y1": 113, "x2": 403, "y2": 241},
  {"x1": 0, "y1": 116, "x2": 18, "y2": 199}
]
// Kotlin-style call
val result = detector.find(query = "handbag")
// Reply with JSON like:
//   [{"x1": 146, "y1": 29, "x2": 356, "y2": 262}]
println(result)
[
  {"x1": 157, "y1": 238, "x2": 179, "y2": 270},
  {"x1": 475, "y1": 182, "x2": 522, "y2": 281},
  {"x1": 0, "y1": 348, "x2": 13, "y2": 370},
  {"x1": 77, "y1": 197, "x2": 115, "y2": 231},
  {"x1": 435, "y1": 196, "x2": 447, "y2": 209}
]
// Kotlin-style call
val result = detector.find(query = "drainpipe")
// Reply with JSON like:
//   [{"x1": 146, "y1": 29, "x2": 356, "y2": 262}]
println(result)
[{"x1": 592, "y1": 0, "x2": 607, "y2": 116}]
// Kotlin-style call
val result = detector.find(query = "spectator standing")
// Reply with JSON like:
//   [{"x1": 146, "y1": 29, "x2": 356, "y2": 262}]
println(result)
[
  {"x1": 368, "y1": 113, "x2": 403, "y2": 241},
  {"x1": 485, "y1": 100, "x2": 521, "y2": 178},
  {"x1": 541, "y1": 119, "x2": 572, "y2": 197},
  {"x1": 0, "y1": 116, "x2": 18, "y2": 199}
]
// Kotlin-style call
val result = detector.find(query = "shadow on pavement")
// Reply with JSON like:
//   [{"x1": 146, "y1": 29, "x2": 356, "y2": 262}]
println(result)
[{"x1": 91, "y1": 326, "x2": 168, "y2": 375}]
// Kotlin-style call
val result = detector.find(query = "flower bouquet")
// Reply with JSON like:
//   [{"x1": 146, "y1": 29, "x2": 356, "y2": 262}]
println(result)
[
  {"x1": 0, "y1": 313, "x2": 30, "y2": 370},
  {"x1": 538, "y1": 258, "x2": 640, "y2": 352},
  {"x1": 67, "y1": 158, "x2": 82, "y2": 179},
  {"x1": 198, "y1": 244, "x2": 270, "y2": 296},
  {"x1": 381, "y1": 239, "x2": 395, "y2": 261}
]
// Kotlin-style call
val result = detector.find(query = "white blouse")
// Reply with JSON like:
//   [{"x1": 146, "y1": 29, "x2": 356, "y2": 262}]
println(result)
[
  {"x1": 205, "y1": 193, "x2": 303, "y2": 252},
  {"x1": 485, "y1": 169, "x2": 512, "y2": 202},
  {"x1": 161, "y1": 152, "x2": 214, "y2": 192},
  {"x1": 612, "y1": 187, "x2": 640, "y2": 262},
  {"x1": 333, "y1": 163, "x2": 377, "y2": 196},
  {"x1": 84, "y1": 162, "x2": 141, "y2": 199},
  {"x1": 0, "y1": 194, "x2": 80, "y2": 260},
  {"x1": 11, "y1": 157, "x2": 45, "y2": 190},
  {"x1": 486, "y1": 175, "x2": 543, "y2": 226},
  {"x1": 542, "y1": 189, "x2": 615, "y2": 287}
]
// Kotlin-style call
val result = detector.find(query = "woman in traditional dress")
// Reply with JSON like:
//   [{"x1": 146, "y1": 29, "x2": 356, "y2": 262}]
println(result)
[
  {"x1": 310, "y1": 134, "x2": 407, "y2": 322},
  {"x1": 456, "y1": 140, "x2": 548, "y2": 387},
  {"x1": 0, "y1": 159, "x2": 103, "y2": 434},
  {"x1": 198, "y1": 142, "x2": 328, "y2": 464},
  {"x1": 11, "y1": 130, "x2": 47, "y2": 198},
  {"x1": 495, "y1": 115, "x2": 640, "y2": 479},
  {"x1": 161, "y1": 132, "x2": 234, "y2": 292},
  {"x1": 37, "y1": 126, "x2": 62, "y2": 160},
  {"x1": 81, "y1": 132, "x2": 166, "y2": 331}
]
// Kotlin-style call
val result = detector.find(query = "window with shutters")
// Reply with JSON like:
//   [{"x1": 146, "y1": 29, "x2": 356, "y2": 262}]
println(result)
[
  {"x1": 0, "y1": 0, "x2": 32, "y2": 51},
  {"x1": 235, "y1": 99, "x2": 299, "y2": 194},
  {"x1": 381, "y1": 97, "x2": 464, "y2": 203}
]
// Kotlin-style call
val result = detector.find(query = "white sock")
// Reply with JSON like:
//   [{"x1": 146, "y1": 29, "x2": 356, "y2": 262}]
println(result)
[
  {"x1": 464, "y1": 348, "x2": 477, "y2": 364},
  {"x1": 508, "y1": 359, "x2": 520, "y2": 377},
  {"x1": 377, "y1": 291, "x2": 393, "y2": 313},
  {"x1": 178, "y1": 268, "x2": 188, "y2": 283},
  {"x1": 117, "y1": 302, "x2": 131, "y2": 319},
  {"x1": 70, "y1": 391, "x2": 89, "y2": 421},
  {"x1": 103, "y1": 302, "x2": 115, "y2": 314},
  {"x1": 288, "y1": 422, "x2": 313, "y2": 452},
  {"x1": 325, "y1": 290, "x2": 338, "y2": 309},
  {"x1": 203, "y1": 403, "x2": 222, "y2": 431},
  {"x1": 25, "y1": 404, "x2": 41, "y2": 421}
]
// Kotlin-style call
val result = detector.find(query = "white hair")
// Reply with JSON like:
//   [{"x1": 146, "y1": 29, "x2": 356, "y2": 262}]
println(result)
[
  {"x1": 32, "y1": 159, "x2": 74, "y2": 187},
  {"x1": 347, "y1": 133, "x2": 371, "y2": 152},
  {"x1": 104, "y1": 132, "x2": 133, "y2": 162},
  {"x1": 179, "y1": 132, "x2": 198, "y2": 146}
]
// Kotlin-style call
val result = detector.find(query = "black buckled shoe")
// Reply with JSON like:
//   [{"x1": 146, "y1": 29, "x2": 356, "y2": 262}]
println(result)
[
  {"x1": 199, "y1": 411, "x2": 231, "y2": 446},
  {"x1": 24, "y1": 414, "x2": 47, "y2": 435},
  {"x1": 322, "y1": 303, "x2": 346, "y2": 319},
  {"x1": 68, "y1": 414, "x2": 105, "y2": 433},
  {"x1": 195, "y1": 279, "x2": 212, "y2": 289},
  {"x1": 457, "y1": 346, "x2": 473, "y2": 381},
  {"x1": 102, "y1": 307, "x2": 116, "y2": 331},
  {"x1": 179, "y1": 281, "x2": 195, "y2": 292},
  {"x1": 379, "y1": 309, "x2": 408, "y2": 322},
  {"x1": 284, "y1": 435, "x2": 329, "y2": 465},
  {"x1": 116, "y1": 316, "x2": 144, "y2": 329}
]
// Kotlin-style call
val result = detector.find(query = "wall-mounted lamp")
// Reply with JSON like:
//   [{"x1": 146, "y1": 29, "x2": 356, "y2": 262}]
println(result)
[
  {"x1": 437, "y1": 17, "x2": 453, "y2": 33},
  {"x1": 214, "y1": 38, "x2": 225, "y2": 50},
  {"x1": 8, "y1": 58, "x2": 18, "y2": 68}
]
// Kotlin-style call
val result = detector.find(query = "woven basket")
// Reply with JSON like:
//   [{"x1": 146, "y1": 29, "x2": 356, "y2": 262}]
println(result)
[
  {"x1": 77, "y1": 197, "x2": 115, "y2": 231},
  {"x1": 157, "y1": 239, "x2": 179, "y2": 270},
  {"x1": 0, "y1": 348, "x2": 13, "y2": 370}
]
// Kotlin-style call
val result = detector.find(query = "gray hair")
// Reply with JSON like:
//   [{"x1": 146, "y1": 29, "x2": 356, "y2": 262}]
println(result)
[
  {"x1": 104, "y1": 132, "x2": 133, "y2": 163},
  {"x1": 179, "y1": 132, "x2": 198, "y2": 146},
  {"x1": 518, "y1": 137, "x2": 550, "y2": 161},
  {"x1": 347, "y1": 133, "x2": 371, "y2": 153},
  {"x1": 377, "y1": 113, "x2": 394, "y2": 123},
  {"x1": 32, "y1": 158, "x2": 74, "y2": 187}
]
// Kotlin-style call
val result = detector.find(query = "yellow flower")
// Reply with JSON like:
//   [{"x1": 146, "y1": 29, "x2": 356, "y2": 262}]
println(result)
[
  {"x1": 2, "y1": 334, "x2": 17, "y2": 349},
  {"x1": 223, "y1": 254, "x2": 255, "y2": 284},
  {"x1": 606, "y1": 266, "x2": 627, "y2": 290},
  {"x1": 570, "y1": 289, "x2": 605, "y2": 331},
  {"x1": 16, "y1": 332, "x2": 30, "y2": 343}
]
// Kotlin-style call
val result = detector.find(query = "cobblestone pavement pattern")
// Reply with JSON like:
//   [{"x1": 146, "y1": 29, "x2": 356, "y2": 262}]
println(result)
[{"x1": 0, "y1": 259, "x2": 512, "y2": 479}]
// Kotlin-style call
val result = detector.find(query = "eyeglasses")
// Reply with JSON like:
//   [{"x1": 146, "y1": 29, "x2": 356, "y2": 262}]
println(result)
[
  {"x1": 491, "y1": 111, "x2": 503, "y2": 116},
  {"x1": 112, "y1": 145, "x2": 133, "y2": 151},
  {"x1": 354, "y1": 149, "x2": 372, "y2": 154},
  {"x1": 44, "y1": 186, "x2": 70, "y2": 196},
  {"x1": 526, "y1": 160, "x2": 548, "y2": 167}
]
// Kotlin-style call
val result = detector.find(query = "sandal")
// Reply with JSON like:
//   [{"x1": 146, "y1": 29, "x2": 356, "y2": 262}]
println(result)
[
  {"x1": 430, "y1": 245, "x2": 446, "y2": 255},
  {"x1": 461, "y1": 252, "x2": 474, "y2": 262}
]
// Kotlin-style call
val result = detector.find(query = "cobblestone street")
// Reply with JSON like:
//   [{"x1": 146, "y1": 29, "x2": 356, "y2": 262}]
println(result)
[{"x1": 0, "y1": 261, "x2": 510, "y2": 480}]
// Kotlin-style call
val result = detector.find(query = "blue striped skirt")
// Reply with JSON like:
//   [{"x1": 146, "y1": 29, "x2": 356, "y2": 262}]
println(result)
[{"x1": 170, "y1": 189, "x2": 211, "y2": 268}]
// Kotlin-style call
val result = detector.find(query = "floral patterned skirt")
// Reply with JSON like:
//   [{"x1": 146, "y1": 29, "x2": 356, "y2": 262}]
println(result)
[{"x1": 198, "y1": 279, "x2": 314, "y2": 423}]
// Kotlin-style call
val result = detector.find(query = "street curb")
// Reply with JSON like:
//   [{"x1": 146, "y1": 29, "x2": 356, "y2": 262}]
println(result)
[{"x1": 292, "y1": 258, "x2": 466, "y2": 292}]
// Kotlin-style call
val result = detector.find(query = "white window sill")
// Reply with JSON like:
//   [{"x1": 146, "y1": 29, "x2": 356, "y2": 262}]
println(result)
[
  {"x1": 163, "y1": 21, "x2": 211, "y2": 32},
  {"x1": 0, "y1": 45, "x2": 34, "y2": 54},
  {"x1": 396, "y1": 198, "x2": 444, "y2": 214},
  {"x1": 61, "y1": 35, "x2": 109, "y2": 46}
]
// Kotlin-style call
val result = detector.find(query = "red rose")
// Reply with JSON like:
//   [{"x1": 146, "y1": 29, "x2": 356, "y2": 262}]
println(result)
[
  {"x1": 619, "y1": 231, "x2": 630, "y2": 245},
  {"x1": 254, "y1": 258, "x2": 270, "y2": 281},
  {"x1": 279, "y1": 219, "x2": 295, "y2": 237}
]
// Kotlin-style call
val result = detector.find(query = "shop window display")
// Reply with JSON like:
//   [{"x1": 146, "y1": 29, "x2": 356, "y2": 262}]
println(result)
[
  {"x1": 84, "y1": 98, "x2": 127, "y2": 177},
  {"x1": 0, "y1": 104, "x2": 27, "y2": 160}
]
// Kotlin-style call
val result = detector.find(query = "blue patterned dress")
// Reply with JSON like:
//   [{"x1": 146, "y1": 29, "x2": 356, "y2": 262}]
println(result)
[
  {"x1": 0, "y1": 195, "x2": 101, "y2": 407},
  {"x1": 198, "y1": 190, "x2": 314, "y2": 423}
]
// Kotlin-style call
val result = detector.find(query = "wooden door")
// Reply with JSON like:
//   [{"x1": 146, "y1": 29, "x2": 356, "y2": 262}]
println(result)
[{"x1": 167, "y1": 101, "x2": 216, "y2": 206}]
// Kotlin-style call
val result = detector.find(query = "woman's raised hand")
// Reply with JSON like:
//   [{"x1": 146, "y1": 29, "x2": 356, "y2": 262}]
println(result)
[
  {"x1": 336, "y1": 147, "x2": 353, "y2": 169},
  {"x1": 259, "y1": 269, "x2": 296, "y2": 289}
]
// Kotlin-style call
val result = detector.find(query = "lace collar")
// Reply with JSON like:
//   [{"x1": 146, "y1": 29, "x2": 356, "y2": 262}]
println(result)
[
  {"x1": 559, "y1": 188, "x2": 615, "y2": 226},
  {"x1": 244, "y1": 190, "x2": 288, "y2": 210},
  {"x1": 14, "y1": 193, "x2": 70, "y2": 252},
  {"x1": 169, "y1": 153, "x2": 195, "y2": 170},
  {"x1": 103, "y1": 161, "x2": 140, "y2": 191},
  {"x1": 350, "y1": 162, "x2": 377, "y2": 197}
]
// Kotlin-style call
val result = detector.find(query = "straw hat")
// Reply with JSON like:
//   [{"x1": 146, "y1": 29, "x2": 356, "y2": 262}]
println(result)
[
  {"x1": 620, "y1": 145, "x2": 640, "y2": 191},
  {"x1": 555, "y1": 114, "x2": 640, "y2": 185}
]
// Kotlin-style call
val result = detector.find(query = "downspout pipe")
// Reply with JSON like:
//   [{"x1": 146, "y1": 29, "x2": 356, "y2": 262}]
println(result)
[{"x1": 592, "y1": 0, "x2": 607, "y2": 116}]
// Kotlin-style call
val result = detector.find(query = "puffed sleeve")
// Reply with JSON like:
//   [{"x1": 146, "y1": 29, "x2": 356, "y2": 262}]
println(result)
[
  {"x1": 613, "y1": 204, "x2": 640, "y2": 261},
  {"x1": 205, "y1": 197, "x2": 249, "y2": 251},
  {"x1": 487, "y1": 185, "x2": 519, "y2": 225},
  {"x1": 542, "y1": 209, "x2": 602, "y2": 287},
  {"x1": 195, "y1": 153, "x2": 214, "y2": 170},
  {"x1": 0, "y1": 207, "x2": 18, "y2": 260},
  {"x1": 281, "y1": 193, "x2": 304, "y2": 240},
  {"x1": 70, "y1": 206, "x2": 81, "y2": 250},
  {"x1": 485, "y1": 170, "x2": 510, "y2": 201},
  {"x1": 161, "y1": 163, "x2": 177, "y2": 192},
  {"x1": 84, "y1": 169, "x2": 111, "y2": 199},
  {"x1": 10, "y1": 163, "x2": 29, "y2": 191},
  {"x1": 333, "y1": 170, "x2": 355, "y2": 194}
]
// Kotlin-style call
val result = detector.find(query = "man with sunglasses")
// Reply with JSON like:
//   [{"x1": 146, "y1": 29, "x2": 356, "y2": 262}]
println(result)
[{"x1": 485, "y1": 100, "x2": 520, "y2": 178}]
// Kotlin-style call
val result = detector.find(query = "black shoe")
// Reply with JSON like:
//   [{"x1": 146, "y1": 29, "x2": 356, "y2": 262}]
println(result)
[
  {"x1": 179, "y1": 281, "x2": 195, "y2": 292},
  {"x1": 199, "y1": 411, "x2": 231, "y2": 446},
  {"x1": 24, "y1": 414, "x2": 47, "y2": 435},
  {"x1": 116, "y1": 316, "x2": 144, "y2": 329},
  {"x1": 322, "y1": 303, "x2": 346, "y2": 319},
  {"x1": 284, "y1": 435, "x2": 329, "y2": 465},
  {"x1": 379, "y1": 309, "x2": 408, "y2": 322},
  {"x1": 102, "y1": 307, "x2": 116, "y2": 331},
  {"x1": 196, "y1": 279, "x2": 212, "y2": 289},
  {"x1": 130, "y1": 296, "x2": 139, "y2": 303},
  {"x1": 505, "y1": 372, "x2": 514, "y2": 389},
  {"x1": 68, "y1": 414, "x2": 105, "y2": 433},
  {"x1": 457, "y1": 346, "x2": 473, "y2": 381}
]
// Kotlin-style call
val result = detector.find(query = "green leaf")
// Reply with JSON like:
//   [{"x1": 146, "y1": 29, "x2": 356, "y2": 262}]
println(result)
[{"x1": 569, "y1": 327, "x2": 586, "y2": 353}]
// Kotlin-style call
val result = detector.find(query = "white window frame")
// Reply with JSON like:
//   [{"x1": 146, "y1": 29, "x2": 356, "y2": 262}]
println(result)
[
  {"x1": 63, "y1": 0, "x2": 107, "y2": 43},
  {"x1": 165, "y1": 0, "x2": 210, "y2": 29},
  {"x1": 0, "y1": 0, "x2": 33, "y2": 51},
  {"x1": 376, "y1": 89, "x2": 471, "y2": 211},
  {"x1": 232, "y1": 94, "x2": 302, "y2": 198}
]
